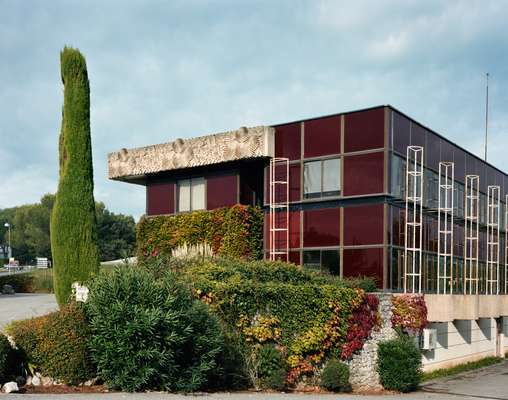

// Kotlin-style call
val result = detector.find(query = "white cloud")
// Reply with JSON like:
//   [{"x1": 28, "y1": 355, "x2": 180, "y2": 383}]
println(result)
[{"x1": 2, "y1": 0, "x2": 508, "y2": 218}]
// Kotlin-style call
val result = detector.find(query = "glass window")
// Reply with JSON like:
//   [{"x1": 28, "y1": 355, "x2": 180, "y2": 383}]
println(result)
[
  {"x1": 323, "y1": 158, "x2": 340, "y2": 195},
  {"x1": 177, "y1": 179, "x2": 191, "y2": 212},
  {"x1": 391, "y1": 155, "x2": 406, "y2": 199},
  {"x1": 302, "y1": 250, "x2": 321, "y2": 272},
  {"x1": 304, "y1": 158, "x2": 340, "y2": 199},
  {"x1": 322, "y1": 250, "x2": 340, "y2": 275},
  {"x1": 304, "y1": 161, "x2": 321, "y2": 198},
  {"x1": 191, "y1": 178, "x2": 205, "y2": 210},
  {"x1": 303, "y1": 249, "x2": 340, "y2": 276},
  {"x1": 177, "y1": 178, "x2": 205, "y2": 212}
]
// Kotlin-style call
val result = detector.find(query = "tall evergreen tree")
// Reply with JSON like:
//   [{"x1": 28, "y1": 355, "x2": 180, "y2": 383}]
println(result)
[{"x1": 51, "y1": 47, "x2": 99, "y2": 305}]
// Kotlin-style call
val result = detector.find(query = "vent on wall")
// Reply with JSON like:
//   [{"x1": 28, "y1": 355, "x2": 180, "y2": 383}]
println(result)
[{"x1": 420, "y1": 328, "x2": 438, "y2": 350}]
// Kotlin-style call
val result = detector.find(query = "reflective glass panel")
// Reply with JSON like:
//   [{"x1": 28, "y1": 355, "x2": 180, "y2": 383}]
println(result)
[
  {"x1": 322, "y1": 250, "x2": 340, "y2": 275},
  {"x1": 303, "y1": 250, "x2": 321, "y2": 272}
]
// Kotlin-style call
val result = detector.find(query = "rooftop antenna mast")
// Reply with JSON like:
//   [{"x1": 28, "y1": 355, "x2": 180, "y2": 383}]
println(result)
[{"x1": 485, "y1": 72, "x2": 489, "y2": 161}]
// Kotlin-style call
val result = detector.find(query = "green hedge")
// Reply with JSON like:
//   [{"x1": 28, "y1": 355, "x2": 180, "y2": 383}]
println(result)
[
  {"x1": 320, "y1": 359, "x2": 351, "y2": 392},
  {"x1": 136, "y1": 205, "x2": 263, "y2": 262},
  {"x1": 0, "y1": 273, "x2": 35, "y2": 293},
  {"x1": 6, "y1": 303, "x2": 95, "y2": 384},
  {"x1": 0, "y1": 270, "x2": 54, "y2": 293},
  {"x1": 377, "y1": 335, "x2": 422, "y2": 392}
]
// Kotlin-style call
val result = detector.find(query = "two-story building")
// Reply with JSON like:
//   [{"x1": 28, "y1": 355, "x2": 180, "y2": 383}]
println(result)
[{"x1": 109, "y1": 105, "x2": 508, "y2": 370}]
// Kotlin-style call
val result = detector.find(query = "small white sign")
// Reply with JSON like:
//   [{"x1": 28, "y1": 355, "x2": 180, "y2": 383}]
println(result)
[{"x1": 72, "y1": 282, "x2": 89, "y2": 303}]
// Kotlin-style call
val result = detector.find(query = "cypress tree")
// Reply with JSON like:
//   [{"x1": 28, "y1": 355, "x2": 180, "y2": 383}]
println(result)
[{"x1": 51, "y1": 47, "x2": 99, "y2": 306}]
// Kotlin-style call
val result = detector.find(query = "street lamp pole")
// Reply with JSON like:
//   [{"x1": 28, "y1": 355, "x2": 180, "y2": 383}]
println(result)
[{"x1": 4, "y1": 223, "x2": 11, "y2": 259}]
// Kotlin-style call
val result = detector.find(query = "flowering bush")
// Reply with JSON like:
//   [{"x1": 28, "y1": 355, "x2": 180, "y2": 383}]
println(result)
[
  {"x1": 239, "y1": 315, "x2": 282, "y2": 344},
  {"x1": 286, "y1": 292, "x2": 379, "y2": 384},
  {"x1": 391, "y1": 294, "x2": 428, "y2": 334},
  {"x1": 341, "y1": 294, "x2": 380, "y2": 359}
]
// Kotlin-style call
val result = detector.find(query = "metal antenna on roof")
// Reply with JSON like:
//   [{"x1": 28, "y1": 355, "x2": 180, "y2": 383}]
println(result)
[{"x1": 484, "y1": 72, "x2": 489, "y2": 161}]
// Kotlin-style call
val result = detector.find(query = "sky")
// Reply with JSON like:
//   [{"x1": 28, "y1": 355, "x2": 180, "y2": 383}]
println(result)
[{"x1": 1, "y1": 0, "x2": 508, "y2": 220}]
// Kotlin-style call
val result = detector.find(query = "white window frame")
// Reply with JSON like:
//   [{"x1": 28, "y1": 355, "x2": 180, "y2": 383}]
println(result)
[
  {"x1": 303, "y1": 157, "x2": 341, "y2": 199},
  {"x1": 177, "y1": 177, "x2": 206, "y2": 213}
]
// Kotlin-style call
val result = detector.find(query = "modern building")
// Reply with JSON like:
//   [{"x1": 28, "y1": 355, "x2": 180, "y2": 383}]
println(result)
[{"x1": 109, "y1": 105, "x2": 508, "y2": 369}]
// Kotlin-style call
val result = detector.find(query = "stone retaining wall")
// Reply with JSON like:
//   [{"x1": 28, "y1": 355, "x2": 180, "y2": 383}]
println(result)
[{"x1": 347, "y1": 293, "x2": 397, "y2": 390}]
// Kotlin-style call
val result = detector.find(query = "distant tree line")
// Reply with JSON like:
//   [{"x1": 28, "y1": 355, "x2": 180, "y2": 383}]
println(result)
[{"x1": 0, "y1": 194, "x2": 136, "y2": 264}]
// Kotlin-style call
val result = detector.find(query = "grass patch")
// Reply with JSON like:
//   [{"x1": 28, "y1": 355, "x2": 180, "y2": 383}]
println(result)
[{"x1": 422, "y1": 356, "x2": 504, "y2": 382}]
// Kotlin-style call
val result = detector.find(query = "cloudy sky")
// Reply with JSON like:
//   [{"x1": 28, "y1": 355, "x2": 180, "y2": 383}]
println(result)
[{"x1": 1, "y1": 0, "x2": 507, "y2": 220}]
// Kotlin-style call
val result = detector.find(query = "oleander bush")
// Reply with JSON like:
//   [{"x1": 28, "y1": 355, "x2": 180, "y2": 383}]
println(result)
[
  {"x1": 136, "y1": 205, "x2": 263, "y2": 262},
  {"x1": 320, "y1": 359, "x2": 351, "y2": 392},
  {"x1": 86, "y1": 267, "x2": 223, "y2": 392},
  {"x1": 377, "y1": 335, "x2": 422, "y2": 392},
  {"x1": 6, "y1": 303, "x2": 95, "y2": 384}
]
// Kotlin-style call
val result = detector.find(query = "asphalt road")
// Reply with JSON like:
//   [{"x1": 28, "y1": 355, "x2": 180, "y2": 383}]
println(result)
[
  {"x1": 0, "y1": 293, "x2": 57, "y2": 329},
  {"x1": 421, "y1": 359, "x2": 508, "y2": 399},
  {"x1": 3, "y1": 359, "x2": 508, "y2": 399}
]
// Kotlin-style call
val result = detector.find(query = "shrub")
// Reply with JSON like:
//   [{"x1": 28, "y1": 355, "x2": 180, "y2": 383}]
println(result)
[
  {"x1": 343, "y1": 276, "x2": 378, "y2": 292},
  {"x1": 0, "y1": 273, "x2": 34, "y2": 293},
  {"x1": 51, "y1": 46, "x2": 99, "y2": 306},
  {"x1": 257, "y1": 345, "x2": 287, "y2": 390},
  {"x1": 86, "y1": 267, "x2": 223, "y2": 392},
  {"x1": 377, "y1": 335, "x2": 422, "y2": 392},
  {"x1": 391, "y1": 295, "x2": 428, "y2": 334},
  {"x1": 136, "y1": 205, "x2": 263, "y2": 262},
  {"x1": 210, "y1": 329, "x2": 249, "y2": 390},
  {"x1": 320, "y1": 359, "x2": 350, "y2": 392},
  {"x1": 0, "y1": 270, "x2": 54, "y2": 294},
  {"x1": 6, "y1": 303, "x2": 95, "y2": 384},
  {"x1": 0, "y1": 334, "x2": 15, "y2": 384}
]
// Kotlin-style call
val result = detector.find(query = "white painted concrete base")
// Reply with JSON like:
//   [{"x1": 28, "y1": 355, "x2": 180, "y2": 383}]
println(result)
[{"x1": 422, "y1": 316, "x2": 508, "y2": 371}]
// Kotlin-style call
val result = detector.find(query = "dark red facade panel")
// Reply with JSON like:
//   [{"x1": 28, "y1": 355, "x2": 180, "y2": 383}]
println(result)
[
  {"x1": 275, "y1": 123, "x2": 301, "y2": 160},
  {"x1": 303, "y1": 208, "x2": 340, "y2": 247},
  {"x1": 304, "y1": 115, "x2": 341, "y2": 158},
  {"x1": 147, "y1": 183, "x2": 174, "y2": 216},
  {"x1": 206, "y1": 174, "x2": 238, "y2": 210},
  {"x1": 343, "y1": 247, "x2": 383, "y2": 287},
  {"x1": 343, "y1": 204, "x2": 384, "y2": 246},
  {"x1": 343, "y1": 151, "x2": 384, "y2": 196},
  {"x1": 344, "y1": 108, "x2": 384, "y2": 153},
  {"x1": 289, "y1": 211, "x2": 301, "y2": 249}
]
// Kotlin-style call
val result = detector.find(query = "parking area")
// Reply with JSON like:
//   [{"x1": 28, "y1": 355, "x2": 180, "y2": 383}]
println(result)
[
  {"x1": 0, "y1": 293, "x2": 57, "y2": 329},
  {"x1": 422, "y1": 359, "x2": 508, "y2": 399}
]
